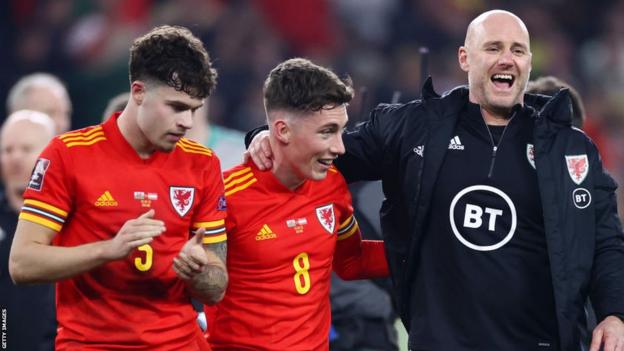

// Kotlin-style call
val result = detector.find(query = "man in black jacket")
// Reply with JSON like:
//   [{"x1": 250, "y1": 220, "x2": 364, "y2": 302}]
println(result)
[{"x1": 246, "y1": 10, "x2": 624, "y2": 351}]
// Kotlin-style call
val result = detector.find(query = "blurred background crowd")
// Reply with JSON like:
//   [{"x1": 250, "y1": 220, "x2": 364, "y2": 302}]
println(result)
[
  {"x1": 1, "y1": 1, "x2": 624, "y2": 349},
  {"x1": 3, "y1": 0, "x2": 624, "y2": 197},
  {"x1": 2, "y1": 0, "x2": 624, "y2": 174}
]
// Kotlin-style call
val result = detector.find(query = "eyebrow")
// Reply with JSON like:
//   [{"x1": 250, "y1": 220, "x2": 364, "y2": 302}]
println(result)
[
  {"x1": 165, "y1": 100, "x2": 203, "y2": 110},
  {"x1": 319, "y1": 122, "x2": 348, "y2": 131},
  {"x1": 483, "y1": 40, "x2": 529, "y2": 50}
]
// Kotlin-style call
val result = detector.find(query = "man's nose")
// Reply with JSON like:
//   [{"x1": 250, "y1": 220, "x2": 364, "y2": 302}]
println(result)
[
  {"x1": 178, "y1": 111, "x2": 193, "y2": 130},
  {"x1": 330, "y1": 134, "x2": 345, "y2": 155},
  {"x1": 497, "y1": 49, "x2": 514, "y2": 66}
]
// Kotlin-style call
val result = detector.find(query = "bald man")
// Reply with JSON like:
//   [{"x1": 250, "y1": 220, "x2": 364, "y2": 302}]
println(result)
[
  {"x1": 247, "y1": 9, "x2": 624, "y2": 351},
  {"x1": 6, "y1": 73, "x2": 72, "y2": 134},
  {"x1": 1, "y1": 110, "x2": 56, "y2": 211},
  {"x1": 0, "y1": 110, "x2": 56, "y2": 351}
]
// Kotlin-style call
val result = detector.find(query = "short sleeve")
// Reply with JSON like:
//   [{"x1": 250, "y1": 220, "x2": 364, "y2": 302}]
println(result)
[
  {"x1": 332, "y1": 170, "x2": 359, "y2": 241},
  {"x1": 191, "y1": 155, "x2": 227, "y2": 244},
  {"x1": 19, "y1": 138, "x2": 73, "y2": 232}
]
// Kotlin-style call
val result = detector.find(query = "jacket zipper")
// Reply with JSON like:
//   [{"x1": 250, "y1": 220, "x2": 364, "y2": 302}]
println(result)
[{"x1": 482, "y1": 111, "x2": 516, "y2": 178}]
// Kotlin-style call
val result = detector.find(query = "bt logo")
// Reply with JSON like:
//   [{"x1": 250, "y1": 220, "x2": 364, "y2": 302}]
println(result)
[{"x1": 449, "y1": 185, "x2": 517, "y2": 251}]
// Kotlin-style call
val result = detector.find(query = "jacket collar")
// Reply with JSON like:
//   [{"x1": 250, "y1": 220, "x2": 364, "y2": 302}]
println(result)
[
  {"x1": 419, "y1": 77, "x2": 573, "y2": 127},
  {"x1": 419, "y1": 77, "x2": 468, "y2": 122},
  {"x1": 535, "y1": 88, "x2": 573, "y2": 127}
]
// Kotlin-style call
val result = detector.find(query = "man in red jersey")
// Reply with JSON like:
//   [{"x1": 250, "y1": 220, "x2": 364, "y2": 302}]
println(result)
[
  {"x1": 208, "y1": 58, "x2": 388, "y2": 351},
  {"x1": 9, "y1": 25, "x2": 227, "y2": 351}
]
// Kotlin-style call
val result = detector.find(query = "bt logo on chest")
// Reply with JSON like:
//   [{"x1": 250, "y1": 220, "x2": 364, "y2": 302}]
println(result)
[{"x1": 449, "y1": 185, "x2": 517, "y2": 251}]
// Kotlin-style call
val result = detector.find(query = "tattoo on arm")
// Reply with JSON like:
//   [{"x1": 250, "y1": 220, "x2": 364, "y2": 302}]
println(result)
[
  {"x1": 191, "y1": 241, "x2": 228, "y2": 305},
  {"x1": 207, "y1": 241, "x2": 227, "y2": 264}
]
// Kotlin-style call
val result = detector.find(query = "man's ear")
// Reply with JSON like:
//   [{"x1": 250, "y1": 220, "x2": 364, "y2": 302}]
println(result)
[
  {"x1": 130, "y1": 81, "x2": 146, "y2": 105},
  {"x1": 272, "y1": 119, "x2": 291, "y2": 144},
  {"x1": 458, "y1": 46, "x2": 470, "y2": 73}
]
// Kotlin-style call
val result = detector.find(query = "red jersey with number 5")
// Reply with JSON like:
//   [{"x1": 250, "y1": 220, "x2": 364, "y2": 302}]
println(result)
[
  {"x1": 19, "y1": 114, "x2": 226, "y2": 351},
  {"x1": 209, "y1": 163, "x2": 378, "y2": 351}
]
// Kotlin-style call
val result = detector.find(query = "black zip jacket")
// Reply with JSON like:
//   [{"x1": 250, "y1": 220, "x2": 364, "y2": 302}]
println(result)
[{"x1": 336, "y1": 79, "x2": 624, "y2": 350}]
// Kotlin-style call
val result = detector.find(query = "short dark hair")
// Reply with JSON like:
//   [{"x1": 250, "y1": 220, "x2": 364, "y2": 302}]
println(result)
[
  {"x1": 129, "y1": 25, "x2": 217, "y2": 99},
  {"x1": 527, "y1": 76, "x2": 585, "y2": 128},
  {"x1": 263, "y1": 58, "x2": 354, "y2": 114}
]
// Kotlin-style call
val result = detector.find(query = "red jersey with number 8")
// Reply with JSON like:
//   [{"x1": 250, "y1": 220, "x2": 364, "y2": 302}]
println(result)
[{"x1": 209, "y1": 163, "x2": 368, "y2": 351}]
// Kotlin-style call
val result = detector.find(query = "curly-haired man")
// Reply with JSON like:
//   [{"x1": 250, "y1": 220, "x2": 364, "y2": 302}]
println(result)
[{"x1": 10, "y1": 25, "x2": 225, "y2": 351}]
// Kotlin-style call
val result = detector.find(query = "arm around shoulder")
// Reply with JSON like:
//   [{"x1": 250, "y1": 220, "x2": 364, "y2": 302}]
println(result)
[
  {"x1": 338, "y1": 103, "x2": 414, "y2": 183},
  {"x1": 332, "y1": 218, "x2": 389, "y2": 280}
]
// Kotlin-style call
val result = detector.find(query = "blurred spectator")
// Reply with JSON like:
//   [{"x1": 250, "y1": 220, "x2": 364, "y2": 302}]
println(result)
[
  {"x1": 6, "y1": 73, "x2": 72, "y2": 133},
  {"x1": 329, "y1": 197, "x2": 399, "y2": 351},
  {"x1": 0, "y1": 110, "x2": 56, "y2": 351},
  {"x1": 330, "y1": 271, "x2": 398, "y2": 351},
  {"x1": 186, "y1": 104, "x2": 246, "y2": 170},
  {"x1": 527, "y1": 76, "x2": 586, "y2": 128},
  {"x1": 101, "y1": 91, "x2": 129, "y2": 121}
]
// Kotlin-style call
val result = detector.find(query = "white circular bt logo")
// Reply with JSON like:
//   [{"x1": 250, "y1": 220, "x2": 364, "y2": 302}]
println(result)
[{"x1": 449, "y1": 185, "x2": 517, "y2": 251}]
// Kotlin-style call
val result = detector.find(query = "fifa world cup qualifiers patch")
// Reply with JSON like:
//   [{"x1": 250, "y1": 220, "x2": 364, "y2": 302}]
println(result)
[
  {"x1": 217, "y1": 195, "x2": 227, "y2": 211},
  {"x1": 28, "y1": 158, "x2": 50, "y2": 191}
]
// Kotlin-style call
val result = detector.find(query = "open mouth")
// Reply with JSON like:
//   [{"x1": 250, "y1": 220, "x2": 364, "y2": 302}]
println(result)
[
  {"x1": 317, "y1": 159, "x2": 333, "y2": 167},
  {"x1": 491, "y1": 73, "x2": 515, "y2": 89}
]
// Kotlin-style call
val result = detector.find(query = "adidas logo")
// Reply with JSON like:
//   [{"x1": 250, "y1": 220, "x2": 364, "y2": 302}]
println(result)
[
  {"x1": 448, "y1": 136, "x2": 465, "y2": 150},
  {"x1": 413, "y1": 145, "x2": 424, "y2": 157},
  {"x1": 256, "y1": 224, "x2": 277, "y2": 241},
  {"x1": 95, "y1": 191, "x2": 118, "y2": 207}
]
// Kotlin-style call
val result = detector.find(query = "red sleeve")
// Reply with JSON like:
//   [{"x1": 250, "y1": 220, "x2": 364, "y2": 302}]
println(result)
[
  {"x1": 191, "y1": 155, "x2": 227, "y2": 244},
  {"x1": 332, "y1": 214, "x2": 389, "y2": 280},
  {"x1": 19, "y1": 138, "x2": 72, "y2": 232},
  {"x1": 330, "y1": 170, "x2": 388, "y2": 279}
]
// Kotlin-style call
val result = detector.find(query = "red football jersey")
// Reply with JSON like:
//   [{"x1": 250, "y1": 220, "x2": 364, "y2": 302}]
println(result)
[
  {"x1": 19, "y1": 114, "x2": 226, "y2": 351},
  {"x1": 209, "y1": 162, "x2": 384, "y2": 351}
]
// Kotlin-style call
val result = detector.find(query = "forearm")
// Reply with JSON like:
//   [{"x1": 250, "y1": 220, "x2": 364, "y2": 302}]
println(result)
[
  {"x1": 185, "y1": 240, "x2": 228, "y2": 305},
  {"x1": 10, "y1": 238, "x2": 111, "y2": 284},
  {"x1": 11, "y1": 209, "x2": 164, "y2": 284},
  {"x1": 186, "y1": 262, "x2": 228, "y2": 305}
]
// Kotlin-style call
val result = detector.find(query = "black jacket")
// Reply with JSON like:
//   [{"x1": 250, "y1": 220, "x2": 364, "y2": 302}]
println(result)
[
  {"x1": 337, "y1": 79, "x2": 624, "y2": 350},
  {"x1": 0, "y1": 193, "x2": 56, "y2": 351}
]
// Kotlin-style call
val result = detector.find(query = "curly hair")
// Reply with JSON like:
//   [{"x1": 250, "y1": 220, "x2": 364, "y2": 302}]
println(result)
[
  {"x1": 129, "y1": 25, "x2": 217, "y2": 99},
  {"x1": 263, "y1": 58, "x2": 353, "y2": 113}
]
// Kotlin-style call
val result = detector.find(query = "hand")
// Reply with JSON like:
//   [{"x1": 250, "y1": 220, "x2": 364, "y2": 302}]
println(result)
[
  {"x1": 173, "y1": 228, "x2": 209, "y2": 281},
  {"x1": 591, "y1": 315, "x2": 624, "y2": 351},
  {"x1": 102, "y1": 209, "x2": 165, "y2": 260},
  {"x1": 242, "y1": 130, "x2": 273, "y2": 170}
]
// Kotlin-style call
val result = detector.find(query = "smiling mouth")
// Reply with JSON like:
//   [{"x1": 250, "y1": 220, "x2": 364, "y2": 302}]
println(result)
[
  {"x1": 317, "y1": 159, "x2": 334, "y2": 167},
  {"x1": 491, "y1": 73, "x2": 515, "y2": 89}
]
